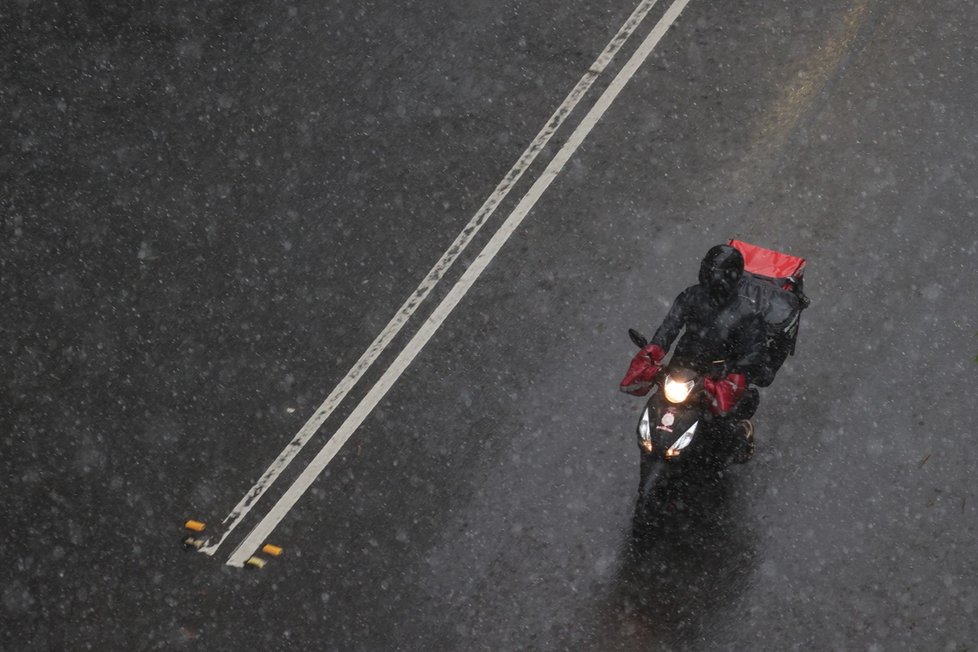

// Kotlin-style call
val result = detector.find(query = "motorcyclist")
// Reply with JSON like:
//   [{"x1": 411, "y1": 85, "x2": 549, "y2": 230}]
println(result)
[{"x1": 624, "y1": 244, "x2": 766, "y2": 462}]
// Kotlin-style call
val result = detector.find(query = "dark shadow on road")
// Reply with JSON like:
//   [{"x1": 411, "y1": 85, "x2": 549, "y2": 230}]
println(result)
[{"x1": 598, "y1": 469, "x2": 759, "y2": 650}]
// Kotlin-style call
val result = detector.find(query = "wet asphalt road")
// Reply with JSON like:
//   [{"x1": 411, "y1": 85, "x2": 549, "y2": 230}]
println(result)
[{"x1": 4, "y1": 0, "x2": 978, "y2": 649}]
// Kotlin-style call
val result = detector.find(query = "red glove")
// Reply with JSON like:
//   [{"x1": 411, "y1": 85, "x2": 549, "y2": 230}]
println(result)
[
  {"x1": 702, "y1": 372, "x2": 747, "y2": 415},
  {"x1": 619, "y1": 344, "x2": 666, "y2": 396}
]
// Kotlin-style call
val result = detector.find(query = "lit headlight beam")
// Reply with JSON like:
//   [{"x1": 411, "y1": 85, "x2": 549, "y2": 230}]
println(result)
[{"x1": 664, "y1": 375, "x2": 695, "y2": 403}]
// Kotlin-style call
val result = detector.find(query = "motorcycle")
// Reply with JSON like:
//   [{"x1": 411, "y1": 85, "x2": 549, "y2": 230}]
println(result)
[{"x1": 626, "y1": 328, "x2": 757, "y2": 522}]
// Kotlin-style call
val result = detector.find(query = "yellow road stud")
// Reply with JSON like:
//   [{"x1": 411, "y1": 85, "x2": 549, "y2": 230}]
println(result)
[
  {"x1": 184, "y1": 520, "x2": 206, "y2": 532},
  {"x1": 261, "y1": 544, "x2": 283, "y2": 557},
  {"x1": 245, "y1": 556, "x2": 267, "y2": 569}
]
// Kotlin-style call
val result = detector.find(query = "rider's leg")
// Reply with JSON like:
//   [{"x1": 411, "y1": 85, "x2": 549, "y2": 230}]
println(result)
[{"x1": 731, "y1": 387, "x2": 759, "y2": 420}]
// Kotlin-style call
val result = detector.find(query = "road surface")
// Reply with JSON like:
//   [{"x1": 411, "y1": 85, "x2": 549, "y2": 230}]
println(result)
[{"x1": 3, "y1": 0, "x2": 977, "y2": 649}]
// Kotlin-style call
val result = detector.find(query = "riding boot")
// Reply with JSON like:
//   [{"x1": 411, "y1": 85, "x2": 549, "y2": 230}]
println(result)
[{"x1": 732, "y1": 419, "x2": 754, "y2": 464}]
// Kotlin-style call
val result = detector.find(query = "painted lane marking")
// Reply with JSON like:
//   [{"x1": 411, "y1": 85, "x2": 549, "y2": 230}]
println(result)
[
  {"x1": 200, "y1": 0, "x2": 663, "y2": 556},
  {"x1": 225, "y1": 0, "x2": 693, "y2": 567}
]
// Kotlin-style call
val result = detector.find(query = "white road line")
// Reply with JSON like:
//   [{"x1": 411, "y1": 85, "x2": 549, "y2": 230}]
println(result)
[
  {"x1": 225, "y1": 0, "x2": 693, "y2": 567},
  {"x1": 200, "y1": 0, "x2": 662, "y2": 556}
]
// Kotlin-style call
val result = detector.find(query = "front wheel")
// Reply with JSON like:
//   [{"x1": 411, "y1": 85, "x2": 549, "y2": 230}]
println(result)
[
  {"x1": 634, "y1": 454, "x2": 669, "y2": 531},
  {"x1": 638, "y1": 452, "x2": 666, "y2": 500}
]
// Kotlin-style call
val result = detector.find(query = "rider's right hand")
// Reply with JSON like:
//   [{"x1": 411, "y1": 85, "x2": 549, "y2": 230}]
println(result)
[{"x1": 642, "y1": 344, "x2": 666, "y2": 364}]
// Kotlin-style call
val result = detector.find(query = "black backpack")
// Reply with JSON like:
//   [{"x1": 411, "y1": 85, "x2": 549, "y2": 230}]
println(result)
[{"x1": 730, "y1": 240, "x2": 810, "y2": 387}]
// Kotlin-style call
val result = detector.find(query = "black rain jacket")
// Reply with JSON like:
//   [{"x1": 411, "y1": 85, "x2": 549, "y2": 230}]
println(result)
[{"x1": 650, "y1": 280, "x2": 767, "y2": 380}]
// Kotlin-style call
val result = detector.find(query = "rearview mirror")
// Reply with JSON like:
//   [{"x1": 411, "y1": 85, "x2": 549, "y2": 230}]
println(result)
[{"x1": 628, "y1": 328, "x2": 648, "y2": 349}]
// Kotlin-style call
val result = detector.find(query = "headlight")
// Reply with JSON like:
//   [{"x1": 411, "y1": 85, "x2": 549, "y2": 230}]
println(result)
[
  {"x1": 637, "y1": 408, "x2": 654, "y2": 453},
  {"x1": 638, "y1": 408, "x2": 651, "y2": 441},
  {"x1": 664, "y1": 375, "x2": 695, "y2": 403},
  {"x1": 665, "y1": 421, "x2": 698, "y2": 459}
]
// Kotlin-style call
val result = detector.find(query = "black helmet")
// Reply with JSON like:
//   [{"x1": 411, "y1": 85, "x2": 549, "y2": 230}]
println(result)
[{"x1": 699, "y1": 244, "x2": 744, "y2": 301}]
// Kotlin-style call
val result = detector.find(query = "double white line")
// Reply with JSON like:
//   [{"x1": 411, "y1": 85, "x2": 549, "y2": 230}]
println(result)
[{"x1": 201, "y1": 0, "x2": 692, "y2": 567}]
